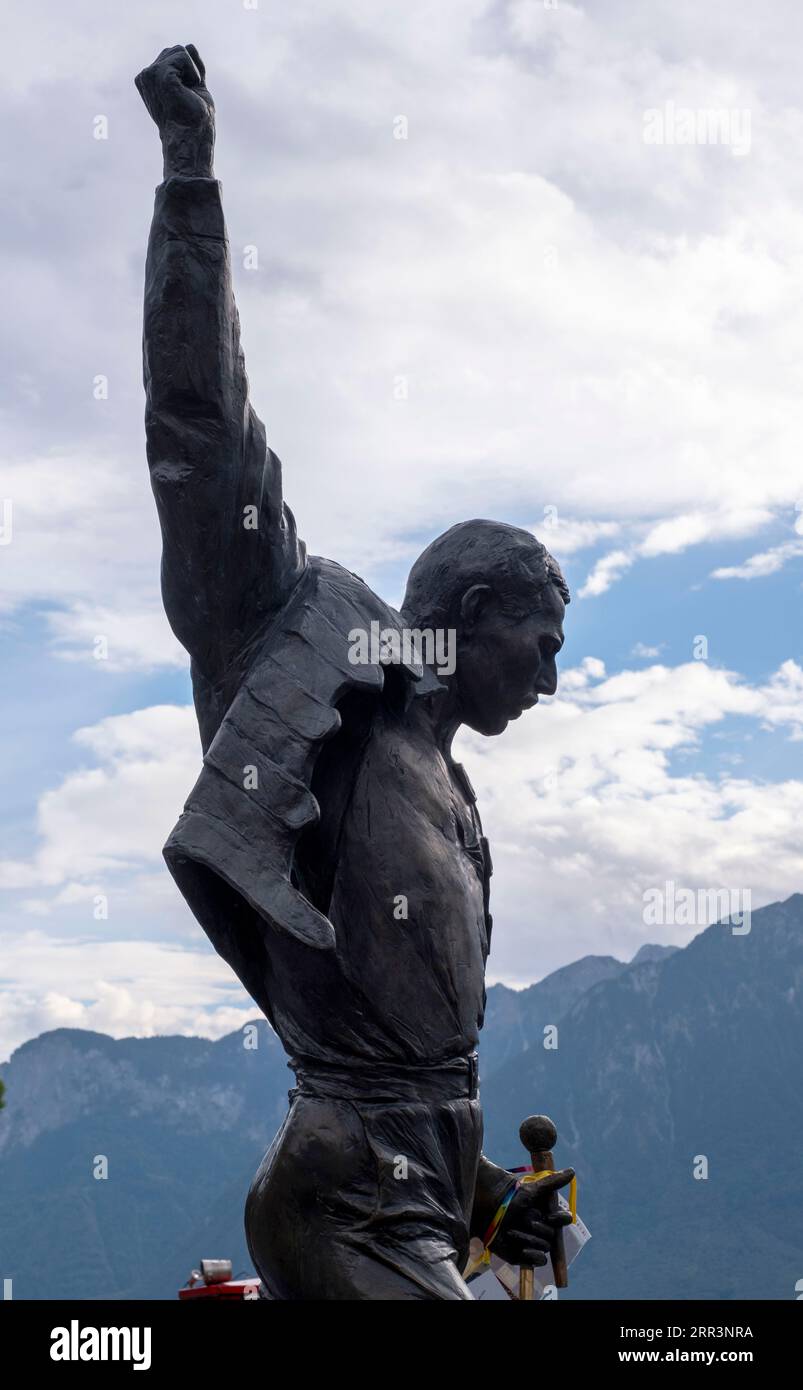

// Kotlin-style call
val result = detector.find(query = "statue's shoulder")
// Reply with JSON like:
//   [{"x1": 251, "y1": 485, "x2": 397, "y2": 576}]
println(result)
[
  {"x1": 304, "y1": 554, "x2": 401, "y2": 623},
  {"x1": 265, "y1": 554, "x2": 442, "y2": 694},
  {"x1": 164, "y1": 553, "x2": 443, "y2": 965}
]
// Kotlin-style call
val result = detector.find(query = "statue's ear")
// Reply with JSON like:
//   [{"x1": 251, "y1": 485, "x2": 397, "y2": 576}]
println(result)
[{"x1": 460, "y1": 584, "x2": 492, "y2": 632}]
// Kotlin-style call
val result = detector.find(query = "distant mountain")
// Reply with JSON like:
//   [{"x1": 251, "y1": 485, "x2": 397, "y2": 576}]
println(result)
[
  {"x1": 0, "y1": 898, "x2": 800, "y2": 1300},
  {"x1": 481, "y1": 954, "x2": 626, "y2": 1075},
  {"x1": 629, "y1": 943, "x2": 679, "y2": 966},
  {"x1": 0, "y1": 1025, "x2": 290, "y2": 1299},
  {"x1": 483, "y1": 894, "x2": 803, "y2": 1300}
]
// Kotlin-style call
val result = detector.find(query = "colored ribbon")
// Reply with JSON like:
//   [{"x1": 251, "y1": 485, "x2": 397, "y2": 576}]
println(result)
[{"x1": 464, "y1": 1169, "x2": 578, "y2": 1280}]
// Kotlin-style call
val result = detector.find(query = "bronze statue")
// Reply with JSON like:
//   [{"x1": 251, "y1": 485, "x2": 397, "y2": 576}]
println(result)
[{"x1": 136, "y1": 43, "x2": 574, "y2": 1300}]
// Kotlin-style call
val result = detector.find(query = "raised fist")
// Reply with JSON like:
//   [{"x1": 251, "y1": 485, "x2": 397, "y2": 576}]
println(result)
[{"x1": 135, "y1": 44, "x2": 215, "y2": 179}]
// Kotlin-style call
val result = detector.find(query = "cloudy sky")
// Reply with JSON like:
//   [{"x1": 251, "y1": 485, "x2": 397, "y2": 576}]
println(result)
[{"x1": 2, "y1": 0, "x2": 803, "y2": 1060}]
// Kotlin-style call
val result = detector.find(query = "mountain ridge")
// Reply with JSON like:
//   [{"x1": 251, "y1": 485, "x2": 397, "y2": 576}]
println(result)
[{"x1": 1, "y1": 895, "x2": 800, "y2": 1299}]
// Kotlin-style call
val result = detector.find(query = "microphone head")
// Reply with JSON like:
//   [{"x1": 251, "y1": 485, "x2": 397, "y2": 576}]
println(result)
[{"x1": 520, "y1": 1114, "x2": 557, "y2": 1154}]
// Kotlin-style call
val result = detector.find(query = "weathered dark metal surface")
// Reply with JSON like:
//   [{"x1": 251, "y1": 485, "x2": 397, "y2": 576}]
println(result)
[{"x1": 137, "y1": 43, "x2": 573, "y2": 1299}]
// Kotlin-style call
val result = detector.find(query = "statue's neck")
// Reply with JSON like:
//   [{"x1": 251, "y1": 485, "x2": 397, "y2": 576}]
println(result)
[{"x1": 412, "y1": 677, "x2": 462, "y2": 761}]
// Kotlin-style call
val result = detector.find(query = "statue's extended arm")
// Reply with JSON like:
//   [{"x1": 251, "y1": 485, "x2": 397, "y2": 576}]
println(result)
[{"x1": 136, "y1": 45, "x2": 305, "y2": 680}]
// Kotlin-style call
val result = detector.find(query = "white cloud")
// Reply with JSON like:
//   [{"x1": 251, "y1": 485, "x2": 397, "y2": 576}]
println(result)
[
  {"x1": 578, "y1": 507, "x2": 778, "y2": 597},
  {"x1": 712, "y1": 538, "x2": 803, "y2": 580},
  {"x1": 457, "y1": 657, "x2": 803, "y2": 982},
  {"x1": 639, "y1": 507, "x2": 773, "y2": 558},
  {"x1": 3, "y1": 1, "x2": 803, "y2": 651},
  {"x1": 558, "y1": 655, "x2": 607, "y2": 690},
  {"x1": 0, "y1": 932, "x2": 254, "y2": 1062},
  {"x1": 0, "y1": 706, "x2": 200, "y2": 889},
  {"x1": 579, "y1": 549, "x2": 634, "y2": 597},
  {"x1": 4, "y1": 1, "x2": 803, "y2": 1054},
  {"x1": 536, "y1": 518, "x2": 623, "y2": 556},
  {"x1": 2, "y1": 659, "x2": 801, "y2": 1041},
  {"x1": 46, "y1": 603, "x2": 185, "y2": 672},
  {"x1": 754, "y1": 660, "x2": 803, "y2": 739}
]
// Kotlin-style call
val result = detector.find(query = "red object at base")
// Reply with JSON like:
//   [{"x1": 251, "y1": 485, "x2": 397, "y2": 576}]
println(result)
[{"x1": 179, "y1": 1279, "x2": 261, "y2": 1300}]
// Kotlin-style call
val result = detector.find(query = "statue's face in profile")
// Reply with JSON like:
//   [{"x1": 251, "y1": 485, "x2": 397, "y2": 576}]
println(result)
[{"x1": 456, "y1": 582, "x2": 566, "y2": 737}]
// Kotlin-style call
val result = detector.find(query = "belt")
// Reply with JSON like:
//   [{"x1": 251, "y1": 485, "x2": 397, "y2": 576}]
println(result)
[{"x1": 289, "y1": 1052, "x2": 480, "y2": 1105}]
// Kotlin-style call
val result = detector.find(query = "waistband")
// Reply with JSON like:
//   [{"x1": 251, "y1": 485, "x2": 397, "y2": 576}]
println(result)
[{"x1": 288, "y1": 1052, "x2": 480, "y2": 1105}]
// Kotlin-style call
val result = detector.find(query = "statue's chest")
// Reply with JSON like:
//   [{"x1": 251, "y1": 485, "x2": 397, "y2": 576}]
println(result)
[
  {"x1": 338, "y1": 725, "x2": 494, "y2": 954},
  {"x1": 447, "y1": 761, "x2": 494, "y2": 953}
]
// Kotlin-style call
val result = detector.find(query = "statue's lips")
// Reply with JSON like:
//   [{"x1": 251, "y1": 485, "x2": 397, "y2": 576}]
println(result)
[{"x1": 511, "y1": 694, "x2": 539, "y2": 718}]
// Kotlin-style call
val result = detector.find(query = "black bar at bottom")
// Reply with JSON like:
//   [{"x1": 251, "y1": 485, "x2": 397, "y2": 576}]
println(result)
[{"x1": 0, "y1": 1297, "x2": 795, "y2": 1376}]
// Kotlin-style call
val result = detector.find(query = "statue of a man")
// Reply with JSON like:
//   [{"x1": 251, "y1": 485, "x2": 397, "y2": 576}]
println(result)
[{"x1": 136, "y1": 43, "x2": 573, "y2": 1300}]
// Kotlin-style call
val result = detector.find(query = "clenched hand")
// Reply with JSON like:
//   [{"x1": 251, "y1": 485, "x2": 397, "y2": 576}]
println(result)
[{"x1": 135, "y1": 44, "x2": 215, "y2": 180}]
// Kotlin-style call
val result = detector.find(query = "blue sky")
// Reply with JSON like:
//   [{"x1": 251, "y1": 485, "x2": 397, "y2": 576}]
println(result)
[{"x1": 2, "y1": 0, "x2": 803, "y2": 1059}]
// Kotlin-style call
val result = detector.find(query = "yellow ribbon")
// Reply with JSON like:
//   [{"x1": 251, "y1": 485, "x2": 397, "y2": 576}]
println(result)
[
  {"x1": 521, "y1": 1169, "x2": 578, "y2": 1223},
  {"x1": 463, "y1": 1170, "x2": 577, "y2": 1281}
]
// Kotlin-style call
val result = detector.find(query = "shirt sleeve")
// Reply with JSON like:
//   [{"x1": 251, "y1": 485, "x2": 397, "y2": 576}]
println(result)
[{"x1": 142, "y1": 174, "x2": 306, "y2": 680}]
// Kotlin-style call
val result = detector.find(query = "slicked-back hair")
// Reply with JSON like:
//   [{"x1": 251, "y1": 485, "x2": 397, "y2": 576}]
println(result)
[{"x1": 401, "y1": 519, "x2": 570, "y2": 631}]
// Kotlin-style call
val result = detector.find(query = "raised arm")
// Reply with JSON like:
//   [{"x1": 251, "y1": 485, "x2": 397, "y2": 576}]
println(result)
[{"x1": 136, "y1": 45, "x2": 305, "y2": 680}]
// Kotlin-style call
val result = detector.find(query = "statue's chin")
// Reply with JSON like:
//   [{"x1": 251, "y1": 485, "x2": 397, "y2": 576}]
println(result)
[{"x1": 466, "y1": 711, "x2": 510, "y2": 738}]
